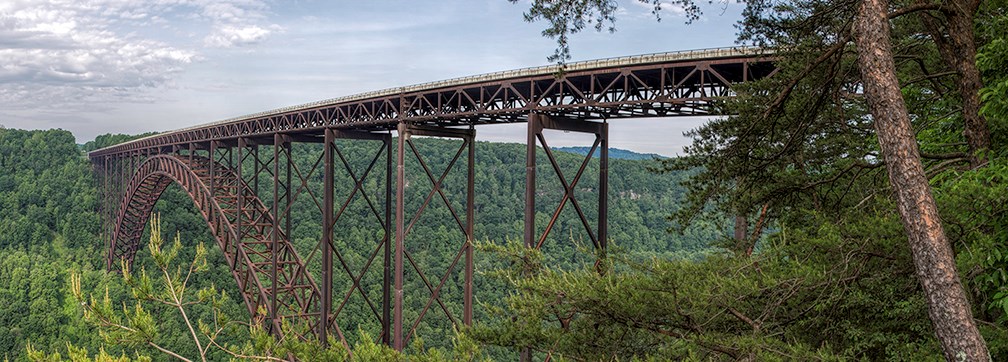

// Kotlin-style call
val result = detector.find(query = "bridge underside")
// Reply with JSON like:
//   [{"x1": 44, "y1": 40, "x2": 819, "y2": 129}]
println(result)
[
  {"x1": 90, "y1": 50, "x2": 774, "y2": 353},
  {"x1": 96, "y1": 115, "x2": 613, "y2": 352}
]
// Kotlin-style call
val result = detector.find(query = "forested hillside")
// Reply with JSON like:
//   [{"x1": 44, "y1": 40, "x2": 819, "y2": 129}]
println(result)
[
  {"x1": 0, "y1": 127, "x2": 718, "y2": 360},
  {"x1": 0, "y1": 129, "x2": 102, "y2": 355},
  {"x1": 553, "y1": 146, "x2": 667, "y2": 160}
]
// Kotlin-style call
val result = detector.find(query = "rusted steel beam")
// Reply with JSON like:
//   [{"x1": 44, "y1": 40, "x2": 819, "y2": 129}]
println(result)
[
  {"x1": 383, "y1": 134, "x2": 392, "y2": 346},
  {"x1": 394, "y1": 122, "x2": 406, "y2": 351},
  {"x1": 210, "y1": 141, "x2": 216, "y2": 200},
  {"x1": 599, "y1": 123, "x2": 609, "y2": 256},
  {"x1": 271, "y1": 133, "x2": 281, "y2": 331},
  {"x1": 521, "y1": 116, "x2": 540, "y2": 362},
  {"x1": 321, "y1": 129, "x2": 334, "y2": 344},
  {"x1": 237, "y1": 138, "x2": 246, "y2": 276},
  {"x1": 464, "y1": 124, "x2": 474, "y2": 327}
]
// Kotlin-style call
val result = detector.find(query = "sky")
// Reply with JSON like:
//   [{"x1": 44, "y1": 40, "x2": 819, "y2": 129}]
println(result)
[{"x1": 0, "y1": 0, "x2": 743, "y2": 156}]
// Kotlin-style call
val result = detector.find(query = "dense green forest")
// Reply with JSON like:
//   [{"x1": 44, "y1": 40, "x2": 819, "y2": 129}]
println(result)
[
  {"x1": 553, "y1": 147, "x2": 667, "y2": 160},
  {"x1": 0, "y1": 127, "x2": 721, "y2": 360}
]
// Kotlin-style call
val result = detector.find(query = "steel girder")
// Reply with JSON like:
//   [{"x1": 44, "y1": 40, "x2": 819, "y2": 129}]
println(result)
[{"x1": 525, "y1": 114, "x2": 609, "y2": 257}]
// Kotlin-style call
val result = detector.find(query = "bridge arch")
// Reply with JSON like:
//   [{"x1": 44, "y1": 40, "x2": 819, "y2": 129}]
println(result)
[{"x1": 109, "y1": 153, "x2": 332, "y2": 339}]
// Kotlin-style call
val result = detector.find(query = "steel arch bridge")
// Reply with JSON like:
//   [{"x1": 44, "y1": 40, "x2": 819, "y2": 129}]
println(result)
[{"x1": 89, "y1": 47, "x2": 775, "y2": 352}]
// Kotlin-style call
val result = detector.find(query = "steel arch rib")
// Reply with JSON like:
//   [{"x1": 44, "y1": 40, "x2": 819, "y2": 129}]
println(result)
[{"x1": 108, "y1": 154, "x2": 331, "y2": 340}]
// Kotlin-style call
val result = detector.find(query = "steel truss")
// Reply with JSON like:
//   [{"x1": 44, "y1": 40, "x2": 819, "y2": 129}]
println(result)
[
  {"x1": 100, "y1": 125, "x2": 478, "y2": 353},
  {"x1": 525, "y1": 114, "x2": 608, "y2": 259},
  {"x1": 521, "y1": 113, "x2": 608, "y2": 362},
  {"x1": 106, "y1": 148, "x2": 341, "y2": 344},
  {"x1": 89, "y1": 52, "x2": 773, "y2": 159},
  {"x1": 393, "y1": 123, "x2": 475, "y2": 350},
  {"x1": 319, "y1": 130, "x2": 393, "y2": 346}
]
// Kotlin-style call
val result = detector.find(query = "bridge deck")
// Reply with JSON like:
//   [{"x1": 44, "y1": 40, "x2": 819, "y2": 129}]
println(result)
[{"x1": 89, "y1": 46, "x2": 773, "y2": 158}]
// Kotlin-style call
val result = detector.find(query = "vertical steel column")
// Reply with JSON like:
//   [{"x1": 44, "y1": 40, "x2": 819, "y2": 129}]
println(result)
[
  {"x1": 115, "y1": 154, "x2": 123, "y2": 257},
  {"x1": 598, "y1": 122, "x2": 609, "y2": 253},
  {"x1": 120, "y1": 153, "x2": 125, "y2": 256},
  {"x1": 209, "y1": 141, "x2": 217, "y2": 199},
  {"x1": 236, "y1": 138, "x2": 245, "y2": 261},
  {"x1": 524, "y1": 114, "x2": 540, "y2": 249},
  {"x1": 253, "y1": 145, "x2": 259, "y2": 196},
  {"x1": 230, "y1": 142, "x2": 236, "y2": 169},
  {"x1": 108, "y1": 154, "x2": 114, "y2": 266},
  {"x1": 393, "y1": 122, "x2": 406, "y2": 351},
  {"x1": 97, "y1": 158, "x2": 102, "y2": 267},
  {"x1": 271, "y1": 133, "x2": 281, "y2": 329},
  {"x1": 103, "y1": 156, "x2": 112, "y2": 270},
  {"x1": 521, "y1": 115, "x2": 540, "y2": 362},
  {"x1": 384, "y1": 133, "x2": 393, "y2": 346},
  {"x1": 111, "y1": 154, "x2": 116, "y2": 267},
  {"x1": 112, "y1": 154, "x2": 118, "y2": 264},
  {"x1": 464, "y1": 127, "x2": 475, "y2": 326},
  {"x1": 285, "y1": 144, "x2": 292, "y2": 240},
  {"x1": 227, "y1": 141, "x2": 235, "y2": 252},
  {"x1": 321, "y1": 129, "x2": 335, "y2": 344}
]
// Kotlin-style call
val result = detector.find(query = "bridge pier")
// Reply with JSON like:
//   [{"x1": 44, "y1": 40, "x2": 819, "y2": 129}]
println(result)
[
  {"x1": 522, "y1": 114, "x2": 608, "y2": 361},
  {"x1": 525, "y1": 114, "x2": 609, "y2": 262},
  {"x1": 393, "y1": 122, "x2": 475, "y2": 351},
  {"x1": 318, "y1": 129, "x2": 394, "y2": 346}
]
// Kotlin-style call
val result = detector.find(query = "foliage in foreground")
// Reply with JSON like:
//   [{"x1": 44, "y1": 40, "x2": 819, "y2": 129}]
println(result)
[
  {"x1": 472, "y1": 194, "x2": 1008, "y2": 360},
  {"x1": 41, "y1": 215, "x2": 490, "y2": 362}
]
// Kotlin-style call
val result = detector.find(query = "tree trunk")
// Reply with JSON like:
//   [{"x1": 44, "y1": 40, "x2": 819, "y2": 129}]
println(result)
[
  {"x1": 948, "y1": 8, "x2": 990, "y2": 166},
  {"x1": 918, "y1": 1, "x2": 989, "y2": 166},
  {"x1": 733, "y1": 214, "x2": 748, "y2": 242},
  {"x1": 854, "y1": 0, "x2": 990, "y2": 360}
]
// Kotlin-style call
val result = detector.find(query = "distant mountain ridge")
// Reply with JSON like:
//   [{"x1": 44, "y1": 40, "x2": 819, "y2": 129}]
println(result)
[{"x1": 554, "y1": 146, "x2": 667, "y2": 160}]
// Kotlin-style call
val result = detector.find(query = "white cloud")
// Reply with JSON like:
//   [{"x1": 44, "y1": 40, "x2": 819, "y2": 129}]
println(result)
[
  {"x1": 204, "y1": 24, "x2": 279, "y2": 47},
  {"x1": 0, "y1": 0, "x2": 277, "y2": 112},
  {"x1": 628, "y1": 1, "x2": 691, "y2": 19}
]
